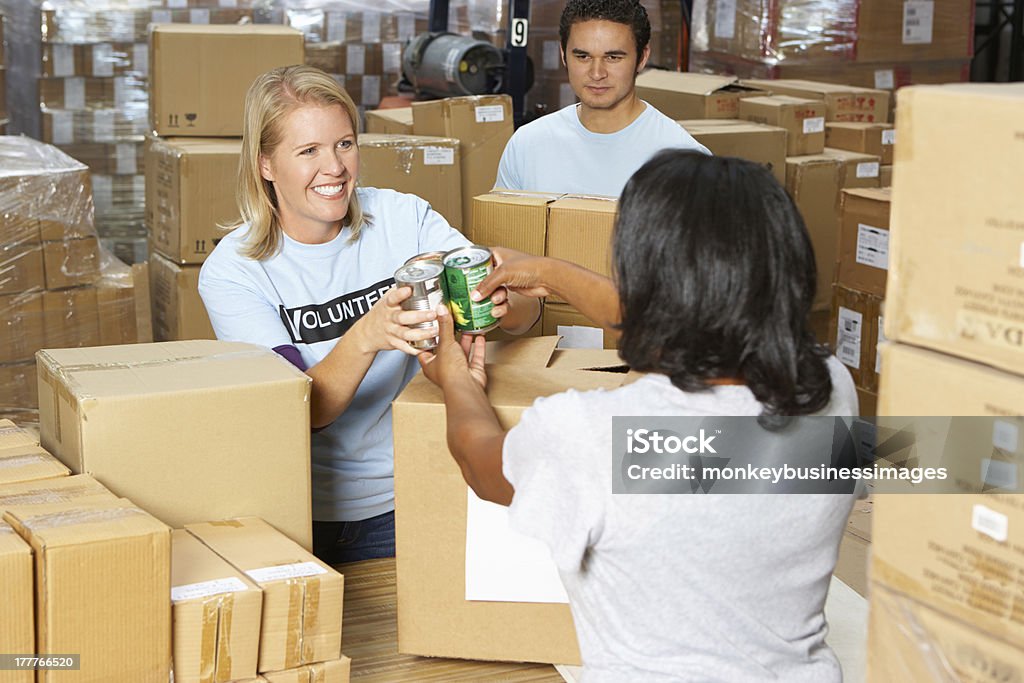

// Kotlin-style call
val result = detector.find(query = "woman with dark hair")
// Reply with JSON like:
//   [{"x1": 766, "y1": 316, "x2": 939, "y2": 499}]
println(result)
[{"x1": 419, "y1": 150, "x2": 857, "y2": 681}]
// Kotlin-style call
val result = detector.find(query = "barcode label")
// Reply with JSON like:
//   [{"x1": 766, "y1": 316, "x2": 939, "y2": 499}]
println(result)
[
  {"x1": 903, "y1": 1, "x2": 935, "y2": 44},
  {"x1": 856, "y1": 162, "x2": 880, "y2": 179},
  {"x1": 856, "y1": 224, "x2": 889, "y2": 270},
  {"x1": 715, "y1": 0, "x2": 737, "y2": 39},
  {"x1": 836, "y1": 307, "x2": 863, "y2": 369},
  {"x1": 972, "y1": 504, "x2": 1008, "y2": 542},
  {"x1": 476, "y1": 105, "x2": 505, "y2": 123},
  {"x1": 803, "y1": 117, "x2": 825, "y2": 134}
]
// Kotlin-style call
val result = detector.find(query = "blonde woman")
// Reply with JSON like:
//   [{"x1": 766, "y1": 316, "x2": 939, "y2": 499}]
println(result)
[{"x1": 199, "y1": 65, "x2": 538, "y2": 563}]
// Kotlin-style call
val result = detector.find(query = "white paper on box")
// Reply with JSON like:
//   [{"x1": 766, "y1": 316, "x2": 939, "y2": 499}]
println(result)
[
  {"x1": 856, "y1": 162, "x2": 880, "y2": 179},
  {"x1": 246, "y1": 561, "x2": 327, "y2": 583},
  {"x1": 993, "y1": 420, "x2": 1020, "y2": 452},
  {"x1": 543, "y1": 41, "x2": 561, "y2": 71},
  {"x1": 875, "y1": 315, "x2": 886, "y2": 374},
  {"x1": 362, "y1": 75, "x2": 382, "y2": 107},
  {"x1": 397, "y1": 12, "x2": 416, "y2": 40},
  {"x1": 972, "y1": 504, "x2": 1008, "y2": 543},
  {"x1": 93, "y1": 44, "x2": 114, "y2": 77},
  {"x1": 190, "y1": 9, "x2": 211, "y2": 24},
  {"x1": 874, "y1": 69, "x2": 895, "y2": 89},
  {"x1": 114, "y1": 76, "x2": 130, "y2": 109},
  {"x1": 133, "y1": 175, "x2": 146, "y2": 196},
  {"x1": 383, "y1": 43, "x2": 402, "y2": 73},
  {"x1": 93, "y1": 175, "x2": 113, "y2": 210},
  {"x1": 152, "y1": 9, "x2": 173, "y2": 24},
  {"x1": 715, "y1": 0, "x2": 737, "y2": 39},
  {"x1": 423, "y1": 147, "x2": 455, "y2": 165},
  {"x1": 171, "y1": 577, "x2": 250, "y2": 602},
  {"x1": 51, "y1": 111, "x2": 74, "y2": 145},
  {"x1": 475, "y1": 105, "x2": 505, "y2": 123},
  {"x1": 167, "y1": 0, "x2": 186, "y2": 7},
  {"x1": 116, "y1": 144, "x2": 137, "y2": 175},
  {"x1": 836, "y1": 307, "x2": 863, "y2": 369},
  {"x1": 346, "y1": 45, "x2": 366, "y2": 75},
  {"x1": 903, "y1": 1, "x2": 934, "y2": 44},
  {"x1": 64, "y1": 78, "x2": 86, "y2": 110},
  {"x1": 802, "y1": 117, "x2": 825, "y2": 134},
  {"x1": 93, "y1": 110, "x2": 115, "y2": 142},
  {"x1": 882, "y1": 129, "x2": 896, "y2": 146},
  {"x1": 362, "y1": 11, "x2": 381, "y2": 43},
  {"x1": 133, "y1": 44, "x2": 149, "y2": 75},
  {"x1": 326, "y1": 12, "x2": 347, "y2": 42},
  {"x1": 981, "y1": 459, "x2": 1018, "y2": 490},
  {"x1": 219, "y1": 0, "x2": 239, "y2": 7},
  {"x1": 53, "y1": 45, "x2": 75, "y2": 77},
  {"x1": 110, "y1": 10, "x2": 135, "y2": 41},
  {"x1": 856, "y1": 224, "x2": 889, "y2": 270},
  {"x1": 465, "y1": 490, "x2": 569, "y2": 603},
  {"x1": 556, "y1": 325, "x2": 604, "y2": 349}
]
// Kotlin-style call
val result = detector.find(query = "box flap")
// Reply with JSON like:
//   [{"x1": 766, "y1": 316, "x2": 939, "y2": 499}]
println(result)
[
  {"x1": 547, "y1": 348, "x2": 625, "y2": 371},
  {"x1": 4, "y1": 499, "x2": 169, "y2": 548},
  {"x1": 485, "y1": 336, "x2": 560, "y2": 368},
  {"x1": 171, "y1": 528, "x2": 260, "y2": 597},
  {"x1": 842, "y1": 187, "x2": 891, "y2": 202},
  {"x1": 822, "y1": 147, "x2": 880, "y2": 163},
  {"x1": 637, "y1": 70, "x2": 739, "y2": 95}
]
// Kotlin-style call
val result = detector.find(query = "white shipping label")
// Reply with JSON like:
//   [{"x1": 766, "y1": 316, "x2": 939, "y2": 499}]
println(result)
[
  {"x1": 972, "y1": 504, "x2": 1008, "y2": 543},
  {"x1": 64, "y1": 78, "x2": 86, "y2": 110},
  {"x1": 423, "y1": 147, "x2": 455, "y2": 165},
  {"x1": 383, "y1": 43, "x2": 402, "y2": 74},
  {"x1": 133, "y1": 174, "x2": 146, "y2": 196},
  {"x1": 114, "y1": 77, "x2": 129, "y2": 109},
  {"x1": 543, "y1": 41, "x2": 561, "y2": 71},
  {"x1": 51, "y1": 111, "x2": 74, "y2": 145},
  {"x1": 836, "y1": 306, "x2": 863, "y2": 369},
  {"x1": 93, "y1": 176, "x2": 113, "y2": 210},
  {"x1": 475, "y1": 105, "x2": 505, "y2": 123},
  {"x1": 327, "y1": 12, "x2": 347, "y2": 43},
  {"x1": 167, "y1": 0, "x2": 186, "y2": 7},
  {"x1": 92, "y1": 44, "x2": 114, "y2": 77},
  {"x1": 993, "y1": 420, "x2": 1020, "y2": 452},
  {"x1": 151, "y1": 10, "x2": 173, "y2": 24},
  {"x1": 110, "y1": 11, "x2": 134, "y2": 41},
  {"x1": 116, "y1": 144, "x2": 137, "y2": 175},
  {"x1": 981, "y1": 459, "x2": 1019, "y2": 490},
  {"x1": 190, "y1": 9, "x2": 211, "y2": 24},
  {"x1": 856, "y1": 161, "x2": 880, "y2": 178},
  {"x1": 362, "y1": 11, "x2": 381, "y2": 43},
  {"x1": 802, "y1": 117, "x2": 825, "y2": 134},
  {"x1": 171, "y1": 577, "x2": 249, "y2": 602},
  {"x1": 219, "y1": 0, "x2": 238, "y2": 7},
  {"x1": 882, "y1": 129, "x2": 896, "y2": 146},
  {"x1": 94, "y1": 110, "x2": 115, "y2": 142},
  {"x1": 875, "y1": 316, "x2": 886, "y2": 374},
  {"x1": 903, "y1": 0, "x2": 935, "y2": 44},
  {"x1": 362, "y1": 75, "x2": 381, "y2": 107},
  {"x1": 53, "y1": 45, "x2": 75, "y2": 77},
  {"x1": 346, "y1": 45, "x2": 366, "y2": 75},
  {"x1": 856, "y1": 224, "x2": 889, "y2": 270},
  {"x1": 133, "y1": 44, "x2": 149, "y2": 75},
  {"x1": 398, "y1": 13, "x2": 416, "y2": 41},
  {"x1": 874, "y1": 69, "x2": 895, "y2": 89},
  {"x1": 715, "y1": 0, "x2": 737, "y2": 39},
  {"x1": 246, "y1": 561, "x2": 327, "y2": 583}
]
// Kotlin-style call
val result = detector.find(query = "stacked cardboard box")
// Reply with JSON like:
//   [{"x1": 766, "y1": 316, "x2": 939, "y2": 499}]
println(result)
[
  {"x1": 869, "y1": 83, "x2": 1024, "y2": 679},
  {"x1": 636, "y1": 71, "x2": 770, "y2": 121},
  {"x1": 365, "y1": 107, "x2": 414, "y2": 135},
  {"x1": 680, "y1": 119, "x2": 788, "y2": 185}
]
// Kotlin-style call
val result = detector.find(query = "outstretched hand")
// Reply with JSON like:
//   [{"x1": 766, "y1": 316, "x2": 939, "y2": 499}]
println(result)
[
  {"x1": 417, "y1": 304, "x2": 487, "y2": 390},
  {"x1": 472, "y1": 247, "x2": 554, "y2": 301}
]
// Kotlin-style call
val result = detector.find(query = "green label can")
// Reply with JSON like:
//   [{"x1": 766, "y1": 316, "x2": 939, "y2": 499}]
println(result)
[{"x1": 442, "y1": 246, "x2": 498, "y2": 334}]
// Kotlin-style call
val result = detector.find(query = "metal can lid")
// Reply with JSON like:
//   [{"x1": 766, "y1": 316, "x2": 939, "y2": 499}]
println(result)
[
  {"x1": 405, "y1": 250, "x2": 448, "y2": 266},
  {"x1": 395, "y1": 261, "x2": 444, "y2": 283},
  {"x1": 443, "y1": 246, "x2": 491, "y2": 269}
]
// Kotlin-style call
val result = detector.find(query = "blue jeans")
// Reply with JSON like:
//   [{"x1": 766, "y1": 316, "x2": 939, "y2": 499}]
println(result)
[{"x1": 313, "y1": 511, "x2": 395, "y2": 565}]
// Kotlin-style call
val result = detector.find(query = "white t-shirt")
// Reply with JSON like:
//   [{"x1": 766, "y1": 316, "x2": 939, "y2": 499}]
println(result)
[
  {"x1": 502, "y1": 358, "x2": 858, "y2": 682},
  {"x1": 495, "y1": 102, "x2": 711, "y2": 197},
  {"x1": 198, "y1": 187, "x2": 469, "y2": 521}
]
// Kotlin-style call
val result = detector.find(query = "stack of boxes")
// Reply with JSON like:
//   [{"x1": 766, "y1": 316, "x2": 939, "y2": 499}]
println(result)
[{"x1": 868, "y1": 83, "x2": 1024, "y2": 679}]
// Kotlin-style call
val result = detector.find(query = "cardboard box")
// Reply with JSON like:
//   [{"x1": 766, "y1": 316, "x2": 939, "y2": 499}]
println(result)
[
  {"x1": 145, "y1": 137, "x2": 241, "y2": 264},
  {"x1": 878, "y1": 343, "x2": 1024, "y2": 416},
  {"x1": 739, "y1": 95, "x2": 826, "y2": 156},
  {"x1": 150, "y1": 25, "x2": 305, "y2": 137},
  {"x1": 261, "y1": 657, "x2": 352, "y2": 683},
  {"x1": 0, "y1": 521, "x2": 33, "y2": 683},
  {"x1": 837, "y1": 187, "x2": 891, "y2": 295},
  {"x1": 635, "y1": 70, "x2": 768, "y2": 120},
  {"x1": 43, "y1": 287, "x2": 101, "y2": 349},
  {"x1": 149, "y1": 252, "x2": 215, "y2": 342},
  {"x1": 0, "y1": 419, "x2": 37, "y2": 451},
  {"x1": 821, "y1": 148, "x2": 882, "y2": 189},
  {"x1": 0, "y1": 292, "x2": 45, "y2": 365},
  {"x1": 393, "y1": 338, "x2": 637, "y2": 664},
  {"x1": 97, "y1": 279, "x2": 141, "y2": 346},
  {"x1": 186, "y1": 518, "x2": 343, "y2": 673},
  {"x1": 41, "y1": 236, "x2": 101, "y2": 290},
  {"x1": 470, "y1": 191, "x2": 561, "y2": 257},
  {"x1": 855, "y1": 0, "x2": 975, "y2": 63},
  {"x1": 784, "y1": 155, "x2": 843, "y2": 309},
  {"x1": 825, "y1": 122, "x2": 895, "y2": 165},
  {"x1": 171, "y1": 528, "x2": 263, "y2": 683},
  {"x1": 412, "y1": 95, "x2": 514, "y2": 234},
  {"x1": 681, "y1": 118, "x2": 788, "y2": 185},
  {"x1": 0, "y1": 446, "x2": 70, "y2": 487},
  {"x1": 0, "y1": 363, "x2": 39, "y2": 413},
  {"x1": 741, "y1": 79, "x2": 889, "y2": 123},
  {"x1": 0, "y1": 242, "x2": 45, "y2": 296},
  {"x1": 857, "y1": 387, "x2": 878, "y2": 417},
  {"x1": 358, "y1": 133, "x2": 463, "y2": 229},
  {"x1": 830, "y1": 284, "x2": 884, "y2": 391},
  {"x1": 885, "y1": 84, "x2": 1024, "y2": 376},
  {"x1": 365, "y1": 107, "x2": 414, "y2": 135},
  {"x1": 3, "y1": 500, "x2": 171, "y2": 683},
  {"x1": 544, "y1": 196, "x2": 618, "y2": 300},
  {"x1": 37, "y1": 340, "x2": 314, "y2": 549},
  {"x1": 0, "y1": 474, "x2": 113, "y2": 511},
  {"x1": 879, "y1": 165, "x2": 892, "y2": 187},
  {"x1": 542, "y1": 302, "x2": 618, "y2": 350}
]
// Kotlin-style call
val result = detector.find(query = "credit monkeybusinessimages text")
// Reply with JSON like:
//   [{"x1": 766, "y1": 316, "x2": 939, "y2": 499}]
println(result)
[{"x1": 625, "y1": 462, "x2": 948, "y2": 485}]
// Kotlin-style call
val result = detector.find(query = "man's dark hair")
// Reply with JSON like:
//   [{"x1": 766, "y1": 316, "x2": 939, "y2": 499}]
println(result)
[
  {"x1": 614, "y1": 151, "x2": 834, "y2": 419},
  {"x1": 559, "y1": 0, "x2": 651, "y2": 56}
]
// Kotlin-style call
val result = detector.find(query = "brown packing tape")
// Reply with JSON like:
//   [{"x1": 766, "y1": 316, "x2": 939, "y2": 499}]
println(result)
[
  {"x1": 302, "y1": 576, "x2": 321, "y2": 663},
  {"x1": 311, "y1": 662, "x2": 326, "y2": 683},
  {"x1": 286, "y1": 579, "x2": 304, "y2": 669},
  {"x1": 200, "y1": 597, "x2": 219, "y2": 683},
  {"x1": 208, "y1": 519, "x2": 245, "y2": 529},
  {"x1": 216, "y1": 593, "x2": 234, "y2": 683}
]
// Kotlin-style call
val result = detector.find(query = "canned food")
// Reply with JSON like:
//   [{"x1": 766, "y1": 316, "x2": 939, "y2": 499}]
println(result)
[
  {"x1": 394, "y1": 260, "x2": 446, "y2": 350},
  {"x1": 404, "y1": 250, "x2": 448, "y2": 266},
  {"x1": 442, "y1": 246, "x2": 499, "y2": 334}
]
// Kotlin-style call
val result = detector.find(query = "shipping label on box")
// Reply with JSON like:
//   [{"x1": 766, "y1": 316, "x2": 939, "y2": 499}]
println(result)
[
  {"x1": 837, "y1": 187, "x2": 891, "y2": 296},
  {"x1": 830, "y1": 284, "x2": 884, "y2": 391}
]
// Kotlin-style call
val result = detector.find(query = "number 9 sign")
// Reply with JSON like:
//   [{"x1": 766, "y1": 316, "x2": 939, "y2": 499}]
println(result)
[{"x1": 510, "y1": 18, "x2": 528, "y2": 47}]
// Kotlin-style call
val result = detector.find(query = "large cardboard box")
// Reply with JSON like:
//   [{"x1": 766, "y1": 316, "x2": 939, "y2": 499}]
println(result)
[
  {"x1": 412, "y1": 95, "x2": 514, "y2": 233},
  {"x1": 821, "y1": 148, "x2": 882, "y2": 189},
  {"x1": 186, "y1": 518, "x2": 344, "y2": 673},
  {"x1": 681, "y1": 118, "x2": 787, "y2": 185},
  {"x1": 739, "y1": 95, "x2": 826, "y2": 156},
  {"x1": 37, "y1": 340, "x2": 314, "y2": 549},
  {"x1": 358, "y1": 133, "x2": 463, "y2": 229},
  {"x1": 145, "y1": 137, "x2": 241, "y2": 264},
  {"x1": 885, "y1": 84, "x2": 1024, "y2": 376},
  {"x1": 635, "y1": 70, "x2": 768, "y2": 120},
  {"x1": 150, "y1": 25, "x2": 305, "y2": 137},
  {"x1": 0, "y1": 520, "x2": 33, "y2": 683},
  {"x1": 365, "y1": 107, "x2": 413, "y2": 135},
  {"x1": 545, "y1": 196, "x2": 618, "y2": 301},
  {"x1": 0, "y1": 445, "x2": 70, "y2": 487},
  {"x1": 542, "y1": 302, "x2": 618, "y2": 350},
  {"x1": 837, "y1": 188, "x2": 891, "y2": 296},
  {"x1": 855, "y1": 0, "x2": 976, "y2": 63},
  {"x1": 470, "y1": 191, "x2": 561, "y2": 256},
  {"x1": 3, "y1": 500, "x2": 171, "y2": 683},
  {"x1": 41, "y1": 236, "x2": 100, "y2": 290},
  {"x1": 740, "y1": 79, "x2": 889, "y2": 123},
  {"x1": 825, "y1": 122, "x2": 895, "y2": 165},
  {"x1": 830, "y1": 284, "x2": 884, "y2": 392},
  {"x1": 784, "y1": 155, "x2": 843, "y2": 309},
  {"x1": 149, "y1": 252, "x2": 215, "y2": 342},
  {"x1": 261, "y1": 657, "x2": 352, "y2": 683},
  {"x1": 171, "y1": 528, "x2": 263, "y2": 683},
  {"x1": 0, "y1": 474, "x2": 113, "y2": 511},
  {"x1": 393, "y1": 338, "x2": 634, "y2": 664},
  {"x1": 0, "y1": 292, "x2": 45, "y2": 365},
  {"x1": 43, "y1": 287, "x2": 101, "y2": 349},
  {"x1": 0, "y1": 242, "x2": 45, "y2": 296}
]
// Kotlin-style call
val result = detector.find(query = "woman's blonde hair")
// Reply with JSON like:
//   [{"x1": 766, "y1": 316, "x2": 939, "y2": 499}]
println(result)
[{"x1": 232, "y1": 65, "x2": 367, "y2": 261}]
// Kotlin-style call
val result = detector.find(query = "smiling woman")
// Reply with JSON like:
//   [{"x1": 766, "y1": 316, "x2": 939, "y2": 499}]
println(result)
[{"x1": 197, "y1": 65, "x2": 539, "y2": 564}]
